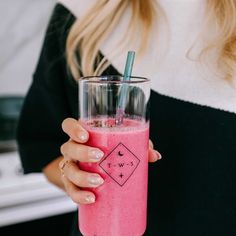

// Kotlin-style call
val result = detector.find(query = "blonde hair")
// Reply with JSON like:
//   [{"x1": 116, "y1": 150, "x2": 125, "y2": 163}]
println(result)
[
  {"x1": 66, "y1": 0, "x2": 236, "y2": 80},
  {"x1": 204, "y1": 0, "x2": 236, "y2": 80}
]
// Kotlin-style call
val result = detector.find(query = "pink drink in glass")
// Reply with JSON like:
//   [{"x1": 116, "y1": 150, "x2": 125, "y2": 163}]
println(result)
[{"x1": 79, "y1": 118, "x2": 149, "y2": 236}]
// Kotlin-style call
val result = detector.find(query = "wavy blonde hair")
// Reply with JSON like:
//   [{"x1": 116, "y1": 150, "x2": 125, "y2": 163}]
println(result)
[{"x1": 66, "y1": 0, "x2": 236, "y2": 80}]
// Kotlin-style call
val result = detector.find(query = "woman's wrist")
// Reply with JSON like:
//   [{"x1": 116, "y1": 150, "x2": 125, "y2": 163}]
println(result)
[{"x1": 43, "y1": 156, "x2": 65, "y2": 190}]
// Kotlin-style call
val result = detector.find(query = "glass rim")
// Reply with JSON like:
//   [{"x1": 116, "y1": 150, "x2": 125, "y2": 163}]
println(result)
[{"x1": 79, "y1": 75, "x2": 150, "y2": 84}]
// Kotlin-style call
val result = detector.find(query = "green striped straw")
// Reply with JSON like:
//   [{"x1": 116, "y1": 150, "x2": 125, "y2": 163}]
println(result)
[{"x1": 115, "y1": 51, "x2": 135, "y2": 125}]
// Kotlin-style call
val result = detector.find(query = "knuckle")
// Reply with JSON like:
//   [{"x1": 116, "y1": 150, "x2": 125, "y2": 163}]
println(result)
[
  {"x1": 64, "y1": 160, "x2": 74, "y2": 174},
  {"x1": 62, "y1": 118, "x2": 76, "y2": 132},
  {"x1": 69, "y1": 169, "x2": 84, "y2": 187},
  {"x1": 74, "y1": 145, "x2": 88, "y2": 162},
  {"x1": 58, "y1": 159, "x2": 64, "y2": 169},
  {"x1": 60, "y1": 173, "x2": 66, "y2": 182},
  {"x1": 68, "y1": 192, "x2": 79, "y2": 204},
  {"x1": 65, "y1": 181, "x2": 76, "y2": 197},
  {"x1": 76, "y1": 171, "x2": 89, "y2": 187},
  {"x1": 149, "y1": 140, "x2": 154, "y2": 149},
  {"x1": 70, "y1": 191, "x2": 83, "y2": 204},
  {"x1": 68, "y1": 167, "x2": 94, "y2": 188},
  {"x1": 61, "y1": 118, "x2": 70, "y2": 130},
  {"x1": 60, "y1": 143, "x2": 67, "y2": 156},
  {"x1": 61, "y1": 140, "x2": 74, "y2": 157}
]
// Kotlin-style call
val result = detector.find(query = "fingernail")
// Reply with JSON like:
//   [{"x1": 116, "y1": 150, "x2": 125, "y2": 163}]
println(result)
[
  {"x1": 89, "y1": 148, "x2": 104, "y2": 161},
  {"x1": 88, "y1": 175, "x2": 104, "y2": 186},
  {"x1": 85, "y1": 195, "x2": 95, "y2": 203},
  {"x1": 78, "y1": 131, "x2": 88, "y2": 141},
  {"x1": 149, "y1": 140, "x2": 154, "y2": 149},
  {"x1": 155, "y1": 151, "x2": 162, "y2": 160}
]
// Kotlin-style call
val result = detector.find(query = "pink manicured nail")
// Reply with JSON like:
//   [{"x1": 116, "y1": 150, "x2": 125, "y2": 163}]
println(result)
[
  {"x1": 88, "y1": 175, "x2": 104, "y2": 186},
  {"x1": 85, "y1": 195, "x2": 95, "y2": 203},
  {"x1": 78, "y1": 131, "x2": 88, "y2": 141},
  {"x1": 155, "y1": 151, "x2": 162, "y2": 160},
  {"x1": 89, "y1": 148, "x2": 104, "y2": 161}
]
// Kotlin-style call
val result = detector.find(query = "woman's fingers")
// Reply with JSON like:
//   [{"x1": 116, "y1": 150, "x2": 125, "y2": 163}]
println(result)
[
  {"x1": 60, "y1": 140, "x2": 104, "y2": 163},
  {"x1": 61, "y1": 119, "x2": 161, "y2": 163},
  {"x1": 149, "y1": 140, "x2": 154, "y2": 149},
  {"x1": 62, "y1": 118, "x2": 89, "y2": 143},
  {"x1": 148, "y1": 139, "x2": 162, "y2": 162},
  {"x1": 61, "y1": 175, "x2": 96, "y2": 204},
  {"x1": 148, "y1": 149, "x2": 162, "y2": 162},
  {"x1": 60, "y1": 118, "x2": 104, "y2": 205},
  {"x1": 61, "y1": 137, "x2": 161, "y2": 164},
  {"x1": 61, "y1": 160, "x2": 104, "y2": 188},
  {"x1": 61, "y1": 118, "x2": 104, "y2": 163}
]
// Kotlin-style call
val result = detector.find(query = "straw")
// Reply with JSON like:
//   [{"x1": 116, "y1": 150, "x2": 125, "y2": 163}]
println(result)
[{"x1": 115, "y1": 51, "x2": 135, "y2": 125}]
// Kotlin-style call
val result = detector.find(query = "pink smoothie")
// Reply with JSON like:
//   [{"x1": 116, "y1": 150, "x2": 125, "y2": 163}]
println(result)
[{"x1": 79, "y1": 118, "x2": 149, "y2": 236}]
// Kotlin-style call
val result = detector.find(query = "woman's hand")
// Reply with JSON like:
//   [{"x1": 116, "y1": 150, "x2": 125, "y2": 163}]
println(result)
[
  {"x1": 59, "y1": 118, "x2": 162, "y2": 205},
  {"x1": 148, "y1": 139, "x2": 162, "y2": 162}
]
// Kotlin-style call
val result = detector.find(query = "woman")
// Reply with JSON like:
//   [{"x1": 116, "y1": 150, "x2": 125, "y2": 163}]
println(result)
[{"x1": 17, "y1": 0, "x2": 236, "y2": 235}]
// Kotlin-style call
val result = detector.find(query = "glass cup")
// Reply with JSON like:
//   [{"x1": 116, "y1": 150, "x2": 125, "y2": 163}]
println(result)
[{"x1": 78, "y1": 75, "x2": 150, "y2": 236}]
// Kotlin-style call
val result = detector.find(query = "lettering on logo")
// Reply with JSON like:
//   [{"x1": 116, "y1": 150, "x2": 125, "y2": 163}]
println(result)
[{"x1": 99, "y1": 143, "x2": 140, "y2": 186}]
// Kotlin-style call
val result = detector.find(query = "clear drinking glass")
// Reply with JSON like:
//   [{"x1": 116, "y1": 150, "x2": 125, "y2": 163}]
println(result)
[{"x1": 78, "y1": 75, "x2": 150, "y2": 236}]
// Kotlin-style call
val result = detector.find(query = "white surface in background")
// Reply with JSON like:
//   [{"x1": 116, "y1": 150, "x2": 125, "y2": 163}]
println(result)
[
  {"x1": 0, "y1": 197, "x2": 76, "y2": 227},
  {"x1": 0, "y1": 1, "x2": 78, "y2": 227},
  {"x1": 0, "y1": 198, "x2": 76, "y2": 227},
  {"x1": 0, "y1": 152, "x2": 76, "y2": 227},
  {"x1": 0, "y1": 1, "x2": 77, "y2": 226},
  {"x1": 0, "y1": 0, "x2": 56, "y2": 95}
]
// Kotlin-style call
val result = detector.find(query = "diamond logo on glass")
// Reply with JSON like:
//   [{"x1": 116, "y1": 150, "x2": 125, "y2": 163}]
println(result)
[{"x1": 99, "y1": 143, "x2": 140, "y2": 186}]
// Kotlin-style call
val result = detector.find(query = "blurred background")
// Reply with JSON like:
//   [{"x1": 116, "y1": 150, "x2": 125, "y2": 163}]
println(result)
[{"x1": 0, "y1": 1, "x2": 76, "y2": 235}]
